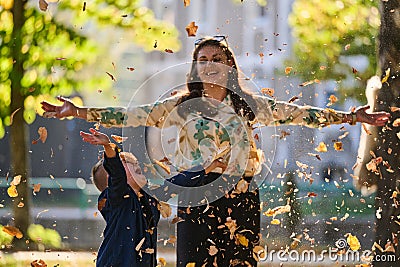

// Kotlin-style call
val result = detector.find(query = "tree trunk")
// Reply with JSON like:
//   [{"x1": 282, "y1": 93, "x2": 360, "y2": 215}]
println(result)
[
  {"x1": 10, "y1": 0, "x2": 31, "y2": 249},
  {"x1": 373, "y1": 1, "x2": 400, "y2": 265}
]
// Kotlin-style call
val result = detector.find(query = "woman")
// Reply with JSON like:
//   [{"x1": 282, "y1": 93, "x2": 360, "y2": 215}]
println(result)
[{"x1": 41, "y1": 36, "x2": 389, "y2": 266}]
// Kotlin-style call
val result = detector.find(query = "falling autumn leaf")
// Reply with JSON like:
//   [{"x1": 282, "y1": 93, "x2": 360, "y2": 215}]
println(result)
[
  {"x1": 98, "y1": 198, "x2": 107, "y2": 211},
  {"x1": 158, "y1": 258, "x2": 167, "y2": 266},
  {"x1": 235, "y1": 234, "x2": 249, "y2": 247},
  {"x1": 7, "y1": 185, "x2": 18, "y2": 197},
  {"x1": 345, "y1": 44, "x2": 351, "y2": 50},
  {"x1": 300, "y1": 79, "x2": 320, "y2": 87},
  {"x1": 209, "y1": 245, "x2": 218, "y2": 256},
  {"x1": 186, "y1": 263, "x2": 195, "y2": 267},
  {"x1": 11, "y1": 175, "x2": 21, "y2": 186},
  {"x1": 327, "y1": 95, "x2": 337, "y2": 106},
  {"x1": 381, "y1": 68, "x2": 390, "y2": 84},
  {"x1": 362, "y1": 123, "x2": 372, "y2": 135},
  {"x1": 315, "y1": 142, "x2": 327, "y2": 152},
  {"x1": 264, "y1": 204, "x2": 291, "y2": 217},
  {"x1": 33, "y1": 183, "x2": 41, "y2": 194},
  {"x1": 285, "y1": 67, "x2": 293, "y2": 75},
  {"x1": 261, "y1": 88, "x2": 274, "y2": 97},
  {"x1": 106, "y1": 72, "x2": 116, "y2": 81},
  {"x1": 135, "y1": 237, "x2": 145, "y2": 251},
  {"x1": 159, "y1": 201, "x2": 172, "y2": 218},
  {"x1": 390, "y1": 106, "x2": 400, "y2": 112},
  {"x1": 127, "y1": 67, "x2": 135, "y2": 71},
  {"x1": 271, "y1": 218, "x2": 280, "y2": 225},
  {"x1": 154, "y1": 159, "x2": 171, "y2": 175},
  {"x1": 39, "y1": 0, "x2": 48, "y2": 11},
  {"x1": 2, "y1": 225, "x2": 23, "y2": 239},
  {"x1": 346, "y1": 234, "x2": 361, "y2": 251},
  {"x1": 183, "y1": 0, "x2": 190, "y2": 7},
  {"x1": 9, "y1": 108, "x2": 21, "y2": 125},
  {"x1": 185, "y1": 21, "x2": 198, "y2": 37},
  {"x1": 333, "y1": 142, "x2": 343, "y2": 151},
  {"x1": 392, "y1": 118, "x2": 400, "y2": 127},
  {"x1": 366, "y1": 157, "x2": 383, "y2": 174},
  {"x1": 111, "y1": 134, "x2": 128, "y2": 143},
  {"x1": 38, "y1": 127, "x2": 47, "y2": 143},
  {"x1": 164, "y1": 49, "x2": 174, "y2": 53}
]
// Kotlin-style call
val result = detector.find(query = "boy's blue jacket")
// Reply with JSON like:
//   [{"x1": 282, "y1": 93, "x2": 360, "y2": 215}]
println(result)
[
  {"x1": 96, "y1": 153, "x2": 206, "y2": 267},
  {"x1": 96, "y1": 154, "x2": 160, "y2": 267}
]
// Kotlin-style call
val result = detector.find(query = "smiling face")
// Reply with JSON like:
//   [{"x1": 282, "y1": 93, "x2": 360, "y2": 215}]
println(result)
[
  {"x1": 196, "y1": 45, "x2": 231, "y2": 87},
  {"x1": 123, "y1": 160, "x2": 147, "y2": 192}
]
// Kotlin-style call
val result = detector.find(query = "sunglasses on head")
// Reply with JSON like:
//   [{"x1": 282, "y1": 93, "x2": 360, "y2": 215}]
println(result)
[{"x1": 194, "y1": 35, "x2": 228, "y2": 47}]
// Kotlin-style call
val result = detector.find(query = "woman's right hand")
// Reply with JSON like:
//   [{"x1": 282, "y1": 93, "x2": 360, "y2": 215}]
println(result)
[{"x1": 41, "y1": 96, "x2": 82, "y2": 119}]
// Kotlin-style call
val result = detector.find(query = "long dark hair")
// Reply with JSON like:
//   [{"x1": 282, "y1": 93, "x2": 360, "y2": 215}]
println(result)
[{"x1": 177, "y1": 38, "x2": 256, "y2": 121}]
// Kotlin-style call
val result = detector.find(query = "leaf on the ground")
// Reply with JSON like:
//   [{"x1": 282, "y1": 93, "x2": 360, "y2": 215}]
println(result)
[
  {"x1": 39, "y1": 0, "x2": 48, "y2": 11},
  {"x1": 31, "y1": 259, "x2": 47, "y2": 267},
  {"x1": 185, "y1": 21, "x2": 198, "y2": 37},
  {"x1": 2, "y1": 225, "x2": 23, "y2": 239}
]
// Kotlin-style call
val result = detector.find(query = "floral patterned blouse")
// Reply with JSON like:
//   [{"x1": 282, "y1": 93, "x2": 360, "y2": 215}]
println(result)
[{"x1": 87, "y1": 94, "x2": 349, "y2": 177}]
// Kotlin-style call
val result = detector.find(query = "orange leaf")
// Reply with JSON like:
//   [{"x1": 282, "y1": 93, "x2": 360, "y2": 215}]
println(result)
[
  {"x1": 333, "y1": 142, "x2": 343, "y2": 151},
  {"x1": 98, "y1": 198, "x2": 107, "y2": 211},
  {"x1": 2, "y1": 225, "x2": 23, "y2": 239},
  {"x1": 39, "y1": 0, "x2": 48, "y2": 11},
  {"x1": 7, "y1": 185, "x2": 18, "y2": 197},
  {"x1": 31, "y1": 259, "x2": 47, "y2": 267},
  {"x1": 183, "y1": 0, "x2": 190, "y2": 7},
  {"x1": 38, "y1": 127, "x2": 47, "y2": 143},
  {"x1": 285, "y1": 67, "x2": 293, "y2": 75},
  {"x1": 261, "y1": 88, "x2": 274, "y2": 97},
  {"x1": 111, "y1": 134, "x2": 128, "y2": 143},
  {"x1": 315, "y1": 142, "x2": 327, "y2": 152},
  {"x1": 185, "y1": 21, "x2": 198, "y2": 37},
  {"x1": 164, "y1": 49, "x2": 174, "y2": 53}
]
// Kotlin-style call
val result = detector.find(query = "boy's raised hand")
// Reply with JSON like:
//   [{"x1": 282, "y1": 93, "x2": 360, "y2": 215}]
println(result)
[{"x1": 80, "y1": 128, "x2": 110, "y2": 146}]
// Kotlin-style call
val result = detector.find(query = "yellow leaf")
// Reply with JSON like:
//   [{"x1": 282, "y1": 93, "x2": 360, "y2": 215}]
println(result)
[
  {"x1": 236, "y1": 234, "x2": 249, "y2": 247},
  {"x1": 333, "y1": 142, "x2": 343, "y2": 151},
  {"x1": 347, "y1": 234, "x2": 361, "y2": 251},
  {"x1": 271, "y1": 218, "x2": 280, "y2": 225},
  {"x1": 7, "y1": 185, "x2": 18, "y2": 197},
  {"x1": 315, "y1": 142, "x2": 327, "y2": 152},
  {"x1": 158, "y1": 258, "x2": 167, "y2": 266},
  {"x1": 381, "y1": 68, "x2": 390, "y2": 83},
  {"x1": 186, "y1": 263, "x2": 196, "y2": 267}
]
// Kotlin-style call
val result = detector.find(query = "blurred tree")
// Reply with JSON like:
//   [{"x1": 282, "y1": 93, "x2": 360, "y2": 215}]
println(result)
[
  {"x1": 290, "y1": 0, "x2": 400, "y2": 262},
  {"x1": 369, "y1": 1, "x2": 400, "y2": 264},
  {"x1": 0, "y1": 0, "x2": 179, "y2": 249},
  {"x1": 288, "y1": 0, "x2": 379, "y2": 100}
]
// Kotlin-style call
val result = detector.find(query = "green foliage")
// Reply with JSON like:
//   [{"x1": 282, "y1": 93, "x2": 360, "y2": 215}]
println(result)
[
  {"x1": 0, "y1": 226, "x2": 14, "y2": 248},
  {"x1": 288, "y1": 0, "x2": 379, "y2": 99},
  {"x1": 0, "y1": 1, "x2": 180, "y2": 138},
  {"x1": 27, "y1": 224, "x2": 62, "y2": 249}
]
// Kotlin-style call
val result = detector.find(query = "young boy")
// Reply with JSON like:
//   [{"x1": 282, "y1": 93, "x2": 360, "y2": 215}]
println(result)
[{"x1": 81, "y1": 128, "x2": 226, "y2": 267}]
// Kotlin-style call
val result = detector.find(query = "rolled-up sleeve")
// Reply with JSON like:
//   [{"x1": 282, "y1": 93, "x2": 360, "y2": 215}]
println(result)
[
  {"x1": 86, "y1": 96, "x2": 181, "y2": 128},
  {"x1": 253, "y1": 95, "x2": 349, "y2": 128}
]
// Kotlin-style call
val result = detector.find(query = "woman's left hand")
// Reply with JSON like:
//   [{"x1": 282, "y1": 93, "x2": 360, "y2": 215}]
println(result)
[{"x1": 355, "y1": 105, "x2": 390, "y2": 126}]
